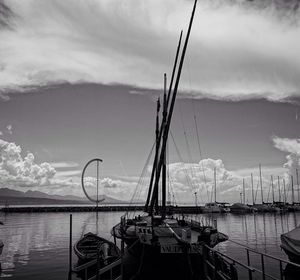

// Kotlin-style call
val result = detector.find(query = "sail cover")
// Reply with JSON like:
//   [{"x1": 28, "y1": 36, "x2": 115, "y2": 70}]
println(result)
[{"x1": 281, "y1": 226, "x2": 300, "y2": 257}]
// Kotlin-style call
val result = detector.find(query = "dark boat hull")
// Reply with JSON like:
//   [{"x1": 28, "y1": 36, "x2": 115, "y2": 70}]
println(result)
[
  {"x1": 282, "y1": 248, "x2": 300, "y2": 264},
  {"x1": 123, "y1": 244, "x2": 205, "y2": 280},
  {"x1": 74, "y1": 232, "x2": 121, "y2": 263}
]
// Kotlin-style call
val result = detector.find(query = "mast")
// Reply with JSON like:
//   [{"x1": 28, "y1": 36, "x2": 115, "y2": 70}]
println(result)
[
  {"x1": 277, "y1": 176, "x2": 281, "y2": 202},
  {"x1": 283, "y1": 178, "x2": 286, "y2": 204},
  {"x1": 144, "y1": 31, "x2": 183, "y2": 213},
  {"x1": 271, "y1": 175, "x2": 274, "y2": 203},
  {"x1": 251, "y1": 173, "x2": 255, "y2": 205},
  {"x1": 214, "y1": 167, "x2": 217, "y2": 203},
  {"x1": 297, "y1": 169, "x2": 299, "y2": 203},
  {"x1": 259, "y1": 164, "x2": 264, "y2": 204},
  {"x1": 162, "y1": 73, "x2": 167, "y2": 218},
  {"x1": 291, "y1": 175, "x2": 295, "y2": 205},
  {"x1": 243, "y1": 178, "x2": 245, "y2": 204},
  {"x1": 155, "y1": 98, "x2": 161, "y2": 213},
  {"x1": 149, "y1": 0, "x2": 198, "y2": 215},
  {"x1": 96, "y1": 160, "x2": 99, "y2": 209}
]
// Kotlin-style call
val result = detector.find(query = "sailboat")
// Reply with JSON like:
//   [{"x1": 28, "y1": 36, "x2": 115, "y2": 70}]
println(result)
[
  {"x1": 111, "y1": 1, "x2": 228, "y2": 279},
  {"x1": 230, "y1": 179, "x2": 251, "y2": 213},
  {"x1": 203, "y1": 167, "x2": 230, "y2": 213}
]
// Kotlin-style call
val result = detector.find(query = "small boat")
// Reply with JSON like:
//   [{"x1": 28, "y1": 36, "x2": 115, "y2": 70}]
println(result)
[
  {"x1": 230, "y1": 203, "x2": 251, "y2": 214},
  {"x1": 203, "y1": 202, "x2": 229, "y2": 213},
  {"x1": 281, "y1": 226, "x2": 300, "y2": 264},
  {"x1": 74, "y1": 232, "x2": 121, "y2": 265}
]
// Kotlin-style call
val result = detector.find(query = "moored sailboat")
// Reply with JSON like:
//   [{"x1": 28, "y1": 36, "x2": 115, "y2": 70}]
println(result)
[{"x1": 111, "y1": 1, "x2": 228, "y2": 279}]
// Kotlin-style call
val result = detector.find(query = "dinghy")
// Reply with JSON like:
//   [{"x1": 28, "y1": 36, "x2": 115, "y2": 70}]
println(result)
[{"x1": 74, "y1": 232, "x2": 120, "y2": 264}]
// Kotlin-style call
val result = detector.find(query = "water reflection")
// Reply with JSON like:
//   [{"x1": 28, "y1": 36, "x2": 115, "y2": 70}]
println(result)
[{"x1": 0, "y1": 211, "x2": 299, "y2": 279}]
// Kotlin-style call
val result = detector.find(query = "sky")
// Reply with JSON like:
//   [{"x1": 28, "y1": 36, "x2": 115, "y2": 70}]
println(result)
[{"x1": 1, "y1": 0, "x2": 300, "y2": 204}]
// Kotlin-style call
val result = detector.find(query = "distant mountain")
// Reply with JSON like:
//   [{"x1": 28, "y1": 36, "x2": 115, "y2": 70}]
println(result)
[
  {"x1": 24, "y1": 190, "x2": 86, "y2": 201},
  {"x1": 0, "y1": 188, "x2": 129, "y2": 205}
]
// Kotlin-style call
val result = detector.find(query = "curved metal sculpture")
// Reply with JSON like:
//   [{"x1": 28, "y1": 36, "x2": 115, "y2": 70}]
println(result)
[{"x1": 81, "y1": 158, "x2": 105, "y2": 204}]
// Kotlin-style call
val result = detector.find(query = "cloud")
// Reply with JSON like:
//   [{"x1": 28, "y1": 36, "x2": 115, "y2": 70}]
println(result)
[
  {"x1": 55, "y1": 170, "x2": 81, "y2": 178},
  {"x1": 273, "y1": 136, "x2": 300, "y2": 155},
  {"x1": 1, "y1": 0, "x2": 300, "y2": 101},
  {"x1": 50, "y1": 161, "x2": 79, "y2": 168},
  {"x1": 0, "y1": 138, "x2": 286, "y2": 203},
  {"x1": 0, "y1": 139, "x2": 56, "y2": 188},
  {"x1": 6, "y1": 124, "x2": 12, "y2": 134},
  {"x1": 272, "y1": 136, "x2": 300, "y2": 176}
]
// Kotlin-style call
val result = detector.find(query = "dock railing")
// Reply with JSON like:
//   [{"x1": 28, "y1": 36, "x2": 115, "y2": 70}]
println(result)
[
  {"x1": 203, "y1": 241, "x2": 300, "y2": 280},
  {"x1": 72, "y1": 258, "x2": 122, "y2": 280}
]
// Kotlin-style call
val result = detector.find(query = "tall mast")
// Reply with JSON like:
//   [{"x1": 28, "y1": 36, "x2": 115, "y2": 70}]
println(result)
[
  {"x1": 149, "y1": 0, "x2": 198, "y2": 215},
  {"x1": 291, "y1": 175, "x2": 295, "y2": 205},
  {"x1": 259, "y1": 164, "x2": 264, "y2": 204},
  {"x1": 243, "y1": 178, "x2": 245, "y2": 204},
  {"x1": 297, "y1": 169, "x2": 299, "y2": 203},
  {"x1": 251, "y1": 173, "x2": 255, "y2": 205},
  {"x1": 271, "y1": 175, "x2": 274, "y2": 203},
  {"x1": 277, "y1": 176, "x2": 281, "y2": 202},
  {"x1": 162, "y1": 73, "x2": 167, "y2": 218},
  {"x1": 214, "y1": 167, "x2": 217, "y2": 203},
  {"x1": 145, "y1": 31, "x2": 183, "y2": 213},
  {"x1": 283, "y1": 178, "x2": 287, "y2": 204},
  {"x1": 155, "y1": 98, "x2": 161, "y2": 213}
]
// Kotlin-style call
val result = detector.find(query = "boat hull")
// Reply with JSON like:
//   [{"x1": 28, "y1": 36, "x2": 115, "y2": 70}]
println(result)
[
  {"x1": 123, "y1": 243, "x2": 205, "y2": 280},
  {"x1": 74, "y1": 232, "x2": 121, "y2": 264}
]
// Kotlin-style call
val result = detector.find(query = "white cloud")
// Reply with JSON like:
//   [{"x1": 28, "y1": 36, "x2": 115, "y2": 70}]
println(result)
[
  {"x1": 272, "y1": 136, "x2": 300, "y2": 177},
  {"x1": 1, "y1": 0, "x2": 300, "y2": 101},
  {"x1": 49, "y1": 161, "x2": 79, "y2": 168},
  {"x1": 0, "y1": 139, "x2": 56, "y2": 188},
  {"x1": 6, "y1": 124, "x2": 12, "y2": 134},
  {"x1": 55, "y1": 170, "x2": 81, "y2": 178},
  {"x1": 273, "y1": 136, "x2": 300, "y2": 156}
]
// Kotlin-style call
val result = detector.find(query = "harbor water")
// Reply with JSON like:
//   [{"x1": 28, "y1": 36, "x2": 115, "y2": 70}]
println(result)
[{"x1": 0, "y1": 211, "x2": 299, "y2": 279}]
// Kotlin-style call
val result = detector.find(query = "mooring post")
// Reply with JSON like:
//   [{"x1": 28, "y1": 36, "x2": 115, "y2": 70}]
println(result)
[{"x1": 68, "y1": 214, "x2": 73, "y2": 280}]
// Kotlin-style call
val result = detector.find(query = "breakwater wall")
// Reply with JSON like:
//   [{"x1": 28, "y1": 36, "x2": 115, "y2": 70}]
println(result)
[{"x1": 0, "y1": 205, "x2": 203, "y2": 213}]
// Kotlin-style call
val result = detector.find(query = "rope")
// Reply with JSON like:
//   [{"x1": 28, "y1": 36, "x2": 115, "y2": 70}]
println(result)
[
  {"x1": 127, "y1": 140, "x2": 156, "y2": 217},
  {"x1": 193, "y1": 109, "x2": 209, "y2": 202},
  {"x1": 178, "y1": 103, "x2": 199, "y2": 201},
  {"x1": 170, "y1": 130, "x2": 197, "y2": 195}
]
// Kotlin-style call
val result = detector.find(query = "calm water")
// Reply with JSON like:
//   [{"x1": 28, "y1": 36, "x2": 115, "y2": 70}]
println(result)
[{"x1": 0, "y1": 211, "x2": 299, "y2": 279}]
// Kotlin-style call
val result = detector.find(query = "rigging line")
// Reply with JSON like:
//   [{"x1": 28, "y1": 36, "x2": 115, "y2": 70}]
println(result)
[
  {"x1": 170, "y1": 130, "x2": 198, "y2": 197},
  {"x1": 186, "y1": 47, "x2": 207, "y2": 204},
  {"x1": 127, "y1": 140, "x2": 156, "y2": 215},
  {"x1": 193, "y1": 108, "x2": 209, "y2": 202},
  {"x1": 178, "y1": 102, "x2": 199, "y2": 198}
]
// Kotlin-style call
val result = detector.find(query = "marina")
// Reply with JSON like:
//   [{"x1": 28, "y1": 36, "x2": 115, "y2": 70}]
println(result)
[
  {"x1": 1, "y1": 0, "x2": 300, "y2": 279},
  {"x1": 0, "y1": 211, "x2": 299, "y2": 279}
]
